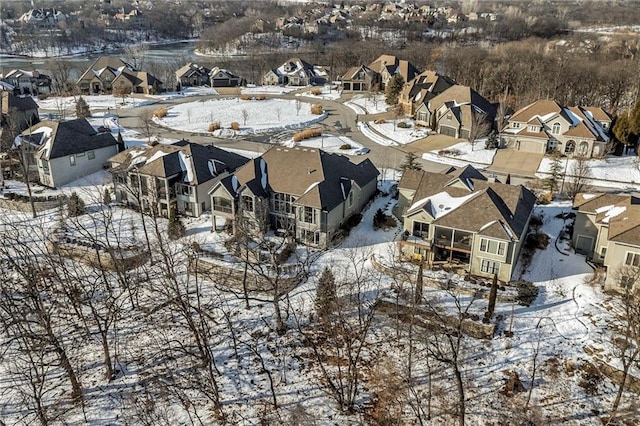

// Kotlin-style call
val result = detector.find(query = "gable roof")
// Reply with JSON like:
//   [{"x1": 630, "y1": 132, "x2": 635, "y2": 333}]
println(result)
[
  {"x1": 341, "y1": 65, "x2": 378, "y2": 81},
  {"x1": 19, "y1": 118, "x2": 117, "y2": 160},
  {"x1": 368, "y1": 55, "x2": 419, "y2": 83},
  {"x1": 401, "y1": 69, "x2": 455, "y2": 103},
  {"x1": 233, "y1": 147, "x2": 379, "y2": 211},
  {"x1": 428, "y1": 84, "x2": 495, "y2": 118},
  {"x1": 110, "y1": 140, "x2": 248, "y2": 185},
  {"x1": 77, "y1": 56, "x2": 135, "y2": 83},
  {"x1": 2, "y1": 92, "x2": 38, "y2": 113},
  {"x1": 401, "y1": 165, "x2": 536, "y2": 240},
  {"x1": 175, "y1": 63, "x2": 211, "y2": 79}
]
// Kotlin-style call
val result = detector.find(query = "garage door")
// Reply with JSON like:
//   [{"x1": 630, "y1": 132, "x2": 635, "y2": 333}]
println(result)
[
  {"x1": 575, "y1": 235, "x2": 594, "y2": 255},
  {"x1": 439, "y1": 126, "x2": 457, "y2": 138},
  {"x1": 517, "y1": 140, "x2": 544, "y2": 154}
]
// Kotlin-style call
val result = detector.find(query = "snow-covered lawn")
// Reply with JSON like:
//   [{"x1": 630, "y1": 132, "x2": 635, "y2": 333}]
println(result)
[
  {"x1": 344, "y1": 93, "x2": 388, "y2": 114},
  {"x1": 369, "y1": 120, "x2": 429, "y2": 145},
  {"x1": 86, "y1": 114, "x2": 177, "y2": 148},
  {"x1": 241, "y1": 84, "x2": 299, "y2": 95},
  {"x1": 155, "y1": 86, "x2": 219, "y2": 99},
  {"x1": 294, "y1": 84, "x2": 341, "y2": 100},
  {"x1": 36, "y1": 94, "x2": 154, "y2": 111},
  {"x1": 282, "y1": 134, "x2": 368, "y2": 156},
  {"x1": 422, "y1": 141, "x2": 497, "y2": 169},
  {"x1": 155, "y1": 98, "x2": 327, "y2": 136},
  {"x1": 537, "y1": 155, "x2": 640, "y2": 190}
]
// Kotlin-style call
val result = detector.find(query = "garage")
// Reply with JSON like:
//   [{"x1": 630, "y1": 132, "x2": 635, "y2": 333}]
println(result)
[
  {"x1": 515, "y1": 139, "x2": 545, "y2": 154},
  {"x1": 575, "y1": 235, "x2": 594, "y2": 255},
  {"x1": 439, "y1": 125, "x2": 457, "y2": 138}
]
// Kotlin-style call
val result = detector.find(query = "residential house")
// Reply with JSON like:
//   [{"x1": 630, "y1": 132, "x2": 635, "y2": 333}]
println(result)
[
  {"x1": 398, "y1": 69, "x2": 455, "y2": 115},
  {"x1": 340, "y1": 65, "x2": 381, "y2": 92},
  {"x1": 209, "y1": 67, "x2": 243, "y2": 87},
  {"x1": 1, "y1": 92, "x2": 39, "y2": 151},
  {"x1": 262, "y1": 58, "x2": 328, "y2": 86},
  {"x1": 414, "y1": 84, "x2": 495, "y2": 139},
  {"x1": 19, "y1": 8, "x2": 67, "y2": 28},
  {"x1": 1, "y1": 69, "x2": 52, "y2": 95},
  {"x1": 368, "y1": 54, "x2": 419, "y2": 89},
  {"x1": 501, "y1": 100, "x2": 611, "y2": 158},
  {"x1": 76, "y1": 56, "x2": 163, "y2": 95},
  {"x1": 572, "y1": 193, "x2": 640, "y2": 294},
  {"x1": 14, "y1": 118, "x2": 118, "y2": 188},
  {"x1": 209, "y1": 147, "x2": 379, "y2": 248},
  {"x1": 109, "y1": 141, "x2": 248, "y2": 218},
  {"x1": 175, "y1": 63, "x2": 211, "y2": 88},
  {"x1": 398, "y1": 165, "x2": 537, "y2": 282}
]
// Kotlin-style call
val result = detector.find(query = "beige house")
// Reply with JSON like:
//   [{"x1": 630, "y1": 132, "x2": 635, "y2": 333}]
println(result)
[
  {"x1": 368, "y1": 54, "x2": 419, "y2": 89},
  {"x1": 572, "y1": 193, "x2": 640, "y2": 294},
  {"x1": 398, "y1": 69, "x2": 454, "y2": 115},
  {"x1": 263, "y1": 58, "x2": 328, "y2": 86},
  {"x1": 398, "y1": 165, "x2": 537, "y2": 282},
  {"x1": 109, "y1": 141, "x2": 248, "y2": 218},
  {"x1": 501, "y1": 100, "x2": 611, "y2": 158},
  {"x1": 77, "y1": 56, "x2": 163, "y2": 95},
  {"x1": 340, "y1": 65, "x2": 380, "y2": 92},
  {"x1": 414, "y1": 84, "x2": 495, "y2": 139},
  {"x1": 209, "y1": 147, "x2": 379, "y2": 248}
]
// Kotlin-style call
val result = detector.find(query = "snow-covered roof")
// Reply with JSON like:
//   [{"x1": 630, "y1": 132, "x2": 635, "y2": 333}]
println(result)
[{"x1": 407, "y1": 190, "x2": 477, "y2": 218}]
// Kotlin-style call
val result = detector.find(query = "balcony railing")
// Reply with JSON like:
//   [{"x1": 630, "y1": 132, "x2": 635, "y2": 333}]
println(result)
[{"x1": 434, "y1": 238, "x2": 471, "y2": 251}]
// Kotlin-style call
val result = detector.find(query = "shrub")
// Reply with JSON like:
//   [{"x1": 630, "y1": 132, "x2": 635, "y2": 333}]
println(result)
[
  {"x1": 340, "y1": 213, "x2": 362, "y2": 234},
  {"x1": 293, "y1": 128, "x2": 322, "y2": 142},
  {"x1": 67, "y1": 192, "x2": 85, "y2": 217},
  {"x1": 230, "y1": 122, "x2": 240, "y2": 130},
  {"x1": 256, "y1": 94, "x2": 266, "y2": 100},
  {"x1": 311, "y1": 87, "x2": 322, "y2": 96},
  {"x1": 437, "y1": 149, "x2": 462, "y2": 156},
  {"x1": 515, "y1": 280, "x2": 539, "y2": 306},
  {"x1": 154, "y1": 107, "x2": 168, "y2": 118},
  {"x1": 538, "y1": 192, "x2": 553, "y2": 204},
  {"x1": 102, "y1": 189, "x2": 112, "y2": 205},
  {"x1": 310, "y1": 104, "x2": 323, "y2": 115},
  {"x1": 208, "y1": 122, "x2": 221, "y2": 132},
  {"x1": 167, "y1": 213, "x2": 186, "y2": 240},
  {"x1": 240, "y1": 94, "x2": 251, "y2": 100},
  {"x1": 397, "y1": 121, "x2": 411, "y2": 129},
  {"x1": 525, "y1": 232, "x2": 549, "y2": 250},
  {"x1": 373, "y1": 208, "x2": 385, "y2": 229},
  {"x1": 374, "y1": 119, "x2": 386, "y2": 124},
  {"x1": 277, "y1": 242, "x2": 296, "y2": 263},
  {"x1": 339, "y1": 143, "x2": 351, "y2": 150}
]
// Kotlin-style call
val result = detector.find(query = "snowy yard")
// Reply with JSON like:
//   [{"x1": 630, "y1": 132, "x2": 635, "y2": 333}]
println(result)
[
  {"x1": 422, "y1": 141, "x2": 497, "y2": 169},
  {"x1": 344, "y1": 93, "x2": 388, "y2": 114},
  {"x1": 367, "y1": 120, "x2": 430, "y2": 145},
  {"x1": 241, "y1": 84, "x2": 299, "y2": 95},
  {"x1": 537, "y1": 155, "x2": 640, "y2": 190},
  {"x1": 282, "y1": 134, "x2": 368, "y2": 156},
  {"x1": 294, "y1": 84, "x2": 341, "y2": 101},
  {"x1": 36, "y1": 94, "x2": 154, "y2": 111},
  {"x1": 155, "y1": 98, "x2": 327, "y2": 136}
]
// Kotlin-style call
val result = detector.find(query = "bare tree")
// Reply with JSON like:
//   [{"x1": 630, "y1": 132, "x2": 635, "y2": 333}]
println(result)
[
  {"x1": 138, "y1": 108, "x2": 155, "y2": 144},
  {"x1": 468, "y1": 111, "x2": 491, "y2": 151},
  {"x1": 565, "y1": 155, "x2": 591, "y2": 200},
  {"x1": 242, "y1": 107, "x2": 249, "y2": 125}
]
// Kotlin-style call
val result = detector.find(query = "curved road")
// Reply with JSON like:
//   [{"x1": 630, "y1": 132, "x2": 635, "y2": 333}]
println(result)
[{"x1": 113, "y1": 90, "x2": 451, "y2": 173}]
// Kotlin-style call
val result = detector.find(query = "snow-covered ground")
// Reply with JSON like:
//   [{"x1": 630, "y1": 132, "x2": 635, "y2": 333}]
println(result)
[
  {"x1": 368, "y1": 120, "x2": 429, "y2": 145},
  {"x1": 86, "y1": 114, "x2": 177, "y2": 148},
  {"x1": 282, "y1": 134, "x2": 368, "y2": 156},
  {"x1": 155, "y1": 98, "x2": 327, "y2": 136},
  {"x1": 294, "y1": 84, "x2": 341, "y2": 101},
  {"x1": 422, "y1": 141, "x2": 497, "y2": 169},
  {"x1": 344, "y1": 93, "x2": 388, "y2": 114},
  {"x1": 241, "y1": 84, "x2": 299, "y2": 95},
  {"x1": 37, "y1": 94, "x2": 154, "y2": 111},
  {"x1": 537, "y1": 155, "x2": 640, "y2": 190},
  {"x1": 155, "y1": 86, "x2": 219, "y2": 99}
]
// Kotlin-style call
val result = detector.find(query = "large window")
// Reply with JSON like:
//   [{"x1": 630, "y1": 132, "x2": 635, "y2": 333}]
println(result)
[
  {"x1": 273, "y1": 193, "x2": 295, "y2": 214},
  {"x1": 139, "y1": 176, "x2": 148, "y2": 195},
  {"x1": 479, "y1": 238, "x2": 505, "y2": 256},
  {"x1": 212, "y1": 197, "x2": 232, "y2": 214},
  {"x1": 552, "y1": 122, "x2": 561, "y2": 134},
  {"x1": 625, "y1": 252, "x2": 640, "y2": 267},
  {"x1": 300, "y1": 206, "x2": 318, "y2": 224},
  {"x1": 88, "y1": 151, "x2": 95, "y2": 160},
  {"x1": 481, "y1": 259, "x2": 500, "y2": 275},
  {"x1": 241, "y1": 195, "x2": 254, "y2": 212},
  {"x1": 413, "y1": 221, "x2": 429, "y2": 238},
  {"x1": 301, "y1": 229, "x2": 320, "y2": 245}
]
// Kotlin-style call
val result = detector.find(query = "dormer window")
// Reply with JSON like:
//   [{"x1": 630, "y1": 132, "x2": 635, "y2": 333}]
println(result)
[
  {"x1": 529, "y1": 125, "x2": 539, "y2": 132},
  {"x1": 512, "y1": 122, "x2": 520, "y2": 129},
  {"x1": 552, "y1": 122, "x2": 561, "y2": 134}
]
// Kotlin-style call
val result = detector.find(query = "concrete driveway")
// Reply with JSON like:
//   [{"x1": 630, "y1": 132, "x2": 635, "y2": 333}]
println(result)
[
  {"x1": 402, "y1": 133, "x2": 463, "y2": 155},
  {"x1": 487, "y1": 150, "x2": 544, "y2": 178}
]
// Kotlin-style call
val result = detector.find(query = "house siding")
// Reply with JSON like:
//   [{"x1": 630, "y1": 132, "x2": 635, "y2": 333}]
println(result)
[
  {"x1": 42, "y1": 145, "x2": 117, "y2": 188},
  {"x1": 603, "y1": 242, "x2": 640, "y2": 293}
]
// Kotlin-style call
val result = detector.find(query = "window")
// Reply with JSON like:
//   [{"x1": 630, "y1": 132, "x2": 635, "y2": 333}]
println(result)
[
  {"x1": 565, "y1": 141, "x2": 576, "y2": 155},
  {"x1": 412, "y1": 221, "x2": 429, "y2": 238},
  {"x1": 139, "y1": 176, "x2": 148, "y2": 195},
  {"x1": 512, "y1": 122, "x2": 520, "y2": 129},
  {"x1": 41, "y1": 159, "x2": 49, "y2": 174},
  {"x1": 348, "y1": 191, "x2": 354, "y2": 207},
  {"x1": 301, "y1": 229, "x2": 320, "y2": 245},
  {"x1": 620, "y1": 276, "x2": 635, "y2": 289},
  {"x1": 625, "y1": 252, "x2": 640, "y2": 267},
  {"x1": 481, "y1": 259, "x2": 500, "y2": 275},
  {"x1": 180, "y1": 185, "x2": 193, "y2": 196},
  {"x1": 600, "y1": 247, "x2": 607, "y2": 258},
  {"x1": 273, "y1": 193, "x2": 295, "y2": 214},
  {"x1": 69, "y1": 155, "x2": 76, "y2": 166},
  {"x1": 88, "y1": 151, "x2": 95, "y2": 160},
  {"x1": 212, "y1": 197, "x2": 232, "y2": 213},
  {"x1": 301, "y1": 206, "x2": 318, "y2": 224},
  {"x1": 552, "y1": 122, "x2": 561, "y2": 134},
  {"x1": 446, "y1": 113, "x2": 452, "y2": 120},
  {"x1": 241, "y1": 195, "x2": 254, "y2": 212},
  {"x1": 479, "y1": 238, "x2": 505, "y2": 255},
  {"x1": 529, "y1": 125, "x2": 538, "y2": 132}
]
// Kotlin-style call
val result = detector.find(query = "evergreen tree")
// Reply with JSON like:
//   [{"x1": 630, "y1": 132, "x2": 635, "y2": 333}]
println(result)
[
  {"x1": 385, "y1": 74, "x2": 404, "y2": 105},
  {"x1": 544, "y1": 152, "x2": 563, "y2": 194},
  {"x1": 613, "y1": 111, "x2": 631, "y2": 144},
  {"x1": 629, "y1": 100, "x2": 640, "y2": 136},
  {"x1": 67, "y1": 192, "x2": 85, "y2": 217},
  {"x1": 485, "y1": 130, "x2": 498, "y2": 149},
  {"x1": 373, "y1": 208, "x2": 385, "y2": 229},
  {"x1": 117, "y1": 131, "x2": 126, "y2": 152},
  {"x1": 75, "y1": 96, "x2": 91, "y2": 118},
  {"x1": 400, "y1": 151, "x2": 422, "y2": 171},
  {"x1": 315, "y1": 267, "x2": 337, "y2": 322}
]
